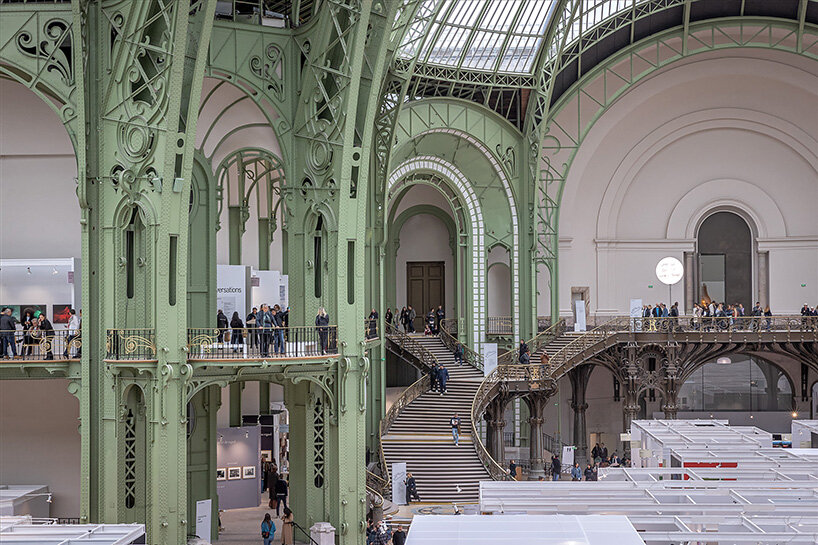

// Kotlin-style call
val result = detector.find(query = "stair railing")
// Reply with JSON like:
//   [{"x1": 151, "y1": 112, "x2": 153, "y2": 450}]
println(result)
[
  {"x1": 384, "y1": 323, "x2": 439, "y2": 370},
  {"x1": 497, "y1": 319, "x2": 566, "y2": 365},
  {"x1": 438, "y1": 319, "x2": 483, "y2": 373},
  {"x1": 377, "y1": 372, "x2": 431, "y2": 489},
  {"x1": 547, "y1": 317, "x2": 630, "y2": 379}
]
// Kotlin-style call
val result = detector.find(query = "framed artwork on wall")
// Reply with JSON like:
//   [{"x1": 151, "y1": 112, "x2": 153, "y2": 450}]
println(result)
[
  {"x1": 227, "y1": 467, "x2": 241, "y2": 480},
  {"x1": 53, "y1": 304, "x2": 73, "y2": 324},
  {"x1": 260, "y1": 450, "x2": 272, "y2": 462},
  {"x1": 1, "y1": 305, "x2": 21, "y2": 321},
  {"x1": 216, "y1": 468, "x2": 226, "y2": 481},
  {"x1": 242, "y1": 466, "x2": 256, "y2": 479},
  {"x1": 20, "y1": 305, "x2": 47, "y2": 321}
]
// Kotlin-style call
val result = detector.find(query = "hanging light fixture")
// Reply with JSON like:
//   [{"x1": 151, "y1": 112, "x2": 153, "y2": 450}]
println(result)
[{"x1": 716, "y1": 356, "x2": 731, "y2": 365}]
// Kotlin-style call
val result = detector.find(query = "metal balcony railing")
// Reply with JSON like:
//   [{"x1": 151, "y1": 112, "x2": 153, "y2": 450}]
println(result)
[
  {"x1": 487, "y1": 316, "x2": 513, "y2": 336},
  {"x1": 364, "y1": 319, "x2": 379, "y2": 341},
  {"x1": 0, "y1": 328, "x2": 81, "y2": 360},
  {"x1": 187, "y1": 325, "x2": 337, "y2": 359},
  {"x1": 105, "y1": 329, "x2": 156, "y2": 360}
]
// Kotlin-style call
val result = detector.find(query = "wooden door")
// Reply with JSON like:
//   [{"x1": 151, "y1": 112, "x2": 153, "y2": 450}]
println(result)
[{"x1": 406, "y1": 262, "x2": 445, "y2": 331}]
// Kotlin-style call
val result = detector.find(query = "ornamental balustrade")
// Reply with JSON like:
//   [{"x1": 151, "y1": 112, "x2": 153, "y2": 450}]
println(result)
[
  {"x1": 498, "y1": 319, "x2": 565, "y2": 365},
  {"x1": 186, "y1": 325, "x2": 339, "y2": 359},
  {"x1": 0, "y1": 328, "x2": 81, "y2": 361},
  {"x1": 384, "y1": 323, "x2": 439, "y2": 370},
  {"x1": 105, "y1": 329, "x2": 156, "y2": 361}
]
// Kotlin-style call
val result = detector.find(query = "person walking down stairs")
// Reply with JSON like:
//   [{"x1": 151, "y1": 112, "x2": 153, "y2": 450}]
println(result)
[
  {"x1": 405, "y1": 472, "x2": 420, "y2": 503},
  {"x1": 438, "y1": 364, "x2": 449, "y2": 395},
  {"x1": 450, "y1": 413, "x2": 461, "y2": 446}
]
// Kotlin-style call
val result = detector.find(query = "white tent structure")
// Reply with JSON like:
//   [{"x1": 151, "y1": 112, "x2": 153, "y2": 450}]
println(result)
[
  {"x1": 405, "y1": 514, "x2": 645, "y2": 545},
  {"x1": 0, "y1": 516, "x2": 144, "y2": 545},
  {"x1": 476, "y1": 420, "x2": 818, "y2": 544}
]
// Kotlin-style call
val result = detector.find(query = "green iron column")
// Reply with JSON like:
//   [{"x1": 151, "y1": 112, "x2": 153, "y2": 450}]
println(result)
[{"x1": 77, "y1": 1, "x2": 216, "y2": 543}]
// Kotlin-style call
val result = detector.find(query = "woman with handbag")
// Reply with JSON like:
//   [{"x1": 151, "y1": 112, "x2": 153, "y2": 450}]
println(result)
[
  {"x1": 260, "y1": 512, "x2": 275, "y2": 545},
  {"x1": 281, "y1": 507, "x2": 294, "y2": 545}
]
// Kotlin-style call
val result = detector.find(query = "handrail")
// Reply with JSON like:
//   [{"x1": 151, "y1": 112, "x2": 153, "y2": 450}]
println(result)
[
  {"x1": 384, "y1": 323, "x2": 439, "y2": 369},
  {"x1": 438, "y1": 320, "x2": 483, "y2": 373},
  {"x1": 497, "y1": 319, "x2": 566, "y2": 365},
  {"x1": 547, "y1": 317, "x2": 629, "y2": 378},
  {"x1": 366, "y1": 469, "x2": 388, "y2": 496}
]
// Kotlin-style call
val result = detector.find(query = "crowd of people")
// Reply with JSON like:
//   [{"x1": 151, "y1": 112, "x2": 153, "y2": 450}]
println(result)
[
  {"x1": 258, "y1": 459, "x2": 294, "y2": 545},
  {"x1": 380, "y1": 305, "x2": 446, "y2": 335},
  {"x1": 215, "y1": 305, "x2": 334, "y2": 356},
  {"x1": 0, "y1": 306, "x2": 79, "y2": 360}
]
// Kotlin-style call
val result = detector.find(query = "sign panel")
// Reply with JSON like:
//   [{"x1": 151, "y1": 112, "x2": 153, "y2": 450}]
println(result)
[
  {"x1": 217, "y1": 265, "x2": 249, "y2": 317},
  {"x1": 483, "y1": 343, "x2": 498, "y2": 377},
  {"x1": 630, "y1": 299, "x2": 642, "y2": 332},
  {"x1": 574, "y1": 301, "x2": 586, "y2": 332},
  {"x1": 655, "y1": 257, "x2": 684, "y2": 285},
  {"x1": 392, "y1": 462, "x2": 407, "y2": 505},
  {"x1": 195, "y1": 499, "x2": 212, "y2": 542},
  {"x1": 561, "y1": 446, "x2": 575, "y2": 472}
]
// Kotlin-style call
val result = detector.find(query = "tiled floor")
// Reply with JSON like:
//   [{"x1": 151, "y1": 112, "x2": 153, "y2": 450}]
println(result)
[{"x1": 217, "y1": 502, "x2": 297, "y2": 544}]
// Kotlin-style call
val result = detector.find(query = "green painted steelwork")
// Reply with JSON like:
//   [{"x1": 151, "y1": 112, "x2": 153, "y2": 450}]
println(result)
[{"x1": 2, "y1": 0, "x2": 818, "y2": 541}]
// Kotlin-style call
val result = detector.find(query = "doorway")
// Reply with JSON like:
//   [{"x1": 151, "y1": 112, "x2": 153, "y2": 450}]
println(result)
[
  {"x1": 697, "y1": 211, "x2": 753, "y2": 308},
  {"x1": 407, "y1": 261, "x2": 444, "y2": 331}
]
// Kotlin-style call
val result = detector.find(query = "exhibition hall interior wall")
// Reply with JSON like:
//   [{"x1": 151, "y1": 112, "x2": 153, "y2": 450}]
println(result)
[
  {"x1": 539, "y1": 48, "x2": 818, "y2": 319},
  {"x1": 0, "y1": 379, "x2": 80, "y2": 518}
]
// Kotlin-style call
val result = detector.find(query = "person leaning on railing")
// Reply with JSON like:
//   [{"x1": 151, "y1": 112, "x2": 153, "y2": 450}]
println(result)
[
  {"x1": 0, "y1": 307, "x2": 18, "y2": 359},
  {"x1": 315, "y1": 308, "x2": 330, "y2": 355}
]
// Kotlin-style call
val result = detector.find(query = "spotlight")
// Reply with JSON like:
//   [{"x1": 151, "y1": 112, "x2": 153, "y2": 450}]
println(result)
[
  {"x1": 46, "y1": 493, "x2": 52, "y2": 503},
  {"x1": 791, "y1": 412, "x2": 798, "y2": 418}
]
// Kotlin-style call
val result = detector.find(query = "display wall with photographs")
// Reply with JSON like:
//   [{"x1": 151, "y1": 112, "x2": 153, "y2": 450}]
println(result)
[{"x1": 215, "y1": 426, "x2": 260, "y2": 510}]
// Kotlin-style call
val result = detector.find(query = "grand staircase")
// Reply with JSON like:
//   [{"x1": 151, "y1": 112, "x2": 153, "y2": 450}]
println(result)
[{"x1": 381, "y1": 334, "x2": 489, "y2": 503}]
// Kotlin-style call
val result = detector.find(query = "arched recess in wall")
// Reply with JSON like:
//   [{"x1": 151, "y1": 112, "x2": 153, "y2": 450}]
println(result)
[
  {"x1": 196, "y1": 77, "x2": 287, "y2": 269},
  {"x1": 119, "y1": 384, "x2": 147, "y2": 524},
  {"x1": 388, "y1": 156, "x2": 485, "y2": 350},
  {"x1": 695, "y1": 210, "x2": 754, "y2": 310},
  {"x1": 214, "y1": 148, "x2": 286, "y2": 269},
  {"x1": 487, "y1": 244, "x2": 512, "y2": 336},
  {"x1": 679, "y1": 354, "x2": 796, "y2": 413},
  {"x1": 388, "y1": 100, "x2": 523, "y2": 342},
  {"x1": 386, "y1": 203, "x2": 459, "y2": 325},
  {"x1": 0, "y1": 79, "x2": 80, "y2": 259}
]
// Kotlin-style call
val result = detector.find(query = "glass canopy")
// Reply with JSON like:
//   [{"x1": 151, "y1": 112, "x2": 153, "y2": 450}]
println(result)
[{"x1": 398, "y1": 0, "x2": 653, "y2": 75}]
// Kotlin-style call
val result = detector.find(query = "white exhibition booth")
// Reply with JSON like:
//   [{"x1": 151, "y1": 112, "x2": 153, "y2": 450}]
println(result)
[
  {"x1": 406, "y1": 515, "x2": 644, "y2": 545},
  {"x1": 0, "y1": 259, "x2": 81, "y2": 328},
  {"x1": 791, "y1": 420, "x2": 818, "y2": 448},
  {"x1": 0, "y1": 516, "x2": 144, "y2": 545},
  {"x1": 0, "y1": 486, "x2": 50, "y2": 519},
  {"x1": 216, "y1": 264, "x2": 288, "y2": 318}
]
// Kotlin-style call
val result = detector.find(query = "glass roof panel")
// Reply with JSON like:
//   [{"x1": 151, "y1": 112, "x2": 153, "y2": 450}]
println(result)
[{"x1": 400, "y1": 0, "x2": 666, "y2": 75}]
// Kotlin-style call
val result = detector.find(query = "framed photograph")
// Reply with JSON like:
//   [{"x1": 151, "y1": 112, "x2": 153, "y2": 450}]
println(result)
[
  {"x1": 216, "y1": 468, "x2": 227, "y2": 481},
  {"x1": 20, "y1": 305, "x2": 47, "y2": 322},
  {"x1": 52, "y1": 304, "x2": 73, "y2": 324},
  {"x1": 227, "y1": 467, "x2": 242, "y2": 480},
  {"x1": 242, "y1": 466, "x2": 256, "y2": 479},
  {"x1": 260, "y1": 450, "x2": 272, "y2": 462},
  {"x1": 1, "y1": 305, "x2": 21, "y2": 321}
]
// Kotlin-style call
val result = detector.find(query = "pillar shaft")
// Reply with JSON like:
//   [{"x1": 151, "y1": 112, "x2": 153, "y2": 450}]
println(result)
[
  {"x1": 569, "y1": 366, "x2": 593, "y2": 467},
  {"x1": 524, "y1": 391, "x2": 551, "y2": 479}
]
